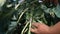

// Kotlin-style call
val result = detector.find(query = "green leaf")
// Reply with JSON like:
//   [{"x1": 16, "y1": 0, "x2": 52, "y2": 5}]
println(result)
[
  {"x1": 53, "y1": 5, "x2": 60, "y2": 18},
  {"x1": 0, "y1": 0, "x2": 6, "y2": 7}
]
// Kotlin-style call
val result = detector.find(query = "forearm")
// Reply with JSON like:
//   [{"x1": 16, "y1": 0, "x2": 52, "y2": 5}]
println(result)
[
  {"x1": 49, "y1": 21, "x2": 60, "y2": 34},
  {"x1": 41, "y1": 21, "x2": 60, "y2": 34}
]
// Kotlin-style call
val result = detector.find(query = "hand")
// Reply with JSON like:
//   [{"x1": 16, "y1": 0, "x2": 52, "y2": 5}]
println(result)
[{"x1": 30, "y1": 23, "x2": 50, "y2": 34}]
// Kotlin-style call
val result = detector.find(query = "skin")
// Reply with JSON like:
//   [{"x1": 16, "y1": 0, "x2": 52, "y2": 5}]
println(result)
[{"x1": 30, "y1": 21, "x2": 60, "y2": 34}]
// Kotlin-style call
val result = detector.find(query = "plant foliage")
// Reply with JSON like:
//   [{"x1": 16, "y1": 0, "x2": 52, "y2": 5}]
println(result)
[{"x1": 0, "y1": 0, "x2": 60, "y2": 34}]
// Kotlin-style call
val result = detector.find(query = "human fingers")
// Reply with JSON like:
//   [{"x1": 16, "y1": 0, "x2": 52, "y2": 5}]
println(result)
[
  {"x1": 32, "y1": 23, "x2": 41, "y2": 28},
  {"x1": 30, "y1": 28, "x2": 38, "y2": 34}
]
